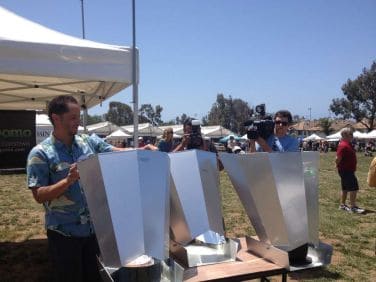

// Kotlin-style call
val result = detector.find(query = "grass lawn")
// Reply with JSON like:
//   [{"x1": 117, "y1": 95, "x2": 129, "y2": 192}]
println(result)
[{"x1": 0, "y1": 152, "x2": 375, "y2": 281}]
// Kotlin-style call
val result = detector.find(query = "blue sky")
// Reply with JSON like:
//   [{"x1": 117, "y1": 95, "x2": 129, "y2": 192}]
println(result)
[{"x1": 2, "y1": 0, "x2": 376, "y2": 122}]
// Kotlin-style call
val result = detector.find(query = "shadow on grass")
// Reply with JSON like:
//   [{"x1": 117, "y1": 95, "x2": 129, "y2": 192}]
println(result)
[
  {"x1": 289, "y1": 267, "x2": 342, "y2": 280},
  {"x1": 362, "y1": 209, "x2": 375, "y2": 215},
  {"x1": 0, "y1": 239, "x2": 52, "y2": 282}
]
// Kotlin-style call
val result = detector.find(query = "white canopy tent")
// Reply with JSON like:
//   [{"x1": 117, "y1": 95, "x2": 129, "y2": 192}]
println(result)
[
  {"x1": 325, "y1": 131, "x2": 342, "y2": 140},
  {"x1": 303, "y1": 133, "x2": 324, "y2": 141},
  {"x1": 364, "y1": 130, "x2": 376, "y2": 139},
  {"x1": 200, "y1": 125, "x2": 235, "y2": 139},
  {"x1": 0, "y1": 6, "x2": 137, "y2": 111},
  {"x1": 122, "y1": 123, "x2": 163, "y2": 137},
  {"x1": 86, "y1": 121, "x2": 120, "y2": 137},
  {"x1": 353, "y1": 130, "x2": 369, "y2": 139},
  {"x1": 159, "y1": 125, "x2": 235, "y2": 139},
  {"x1": 105, "y1": 129, "x2": 132, "y2": 141}
]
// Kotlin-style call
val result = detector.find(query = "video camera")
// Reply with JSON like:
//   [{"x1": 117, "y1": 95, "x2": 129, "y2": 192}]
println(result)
[
  {"x1": 187, "y1": 119, "x2": 203, "y2": 149},
  {"x1": 244, "y1": 104, "x2": 274, "y2": 140}
]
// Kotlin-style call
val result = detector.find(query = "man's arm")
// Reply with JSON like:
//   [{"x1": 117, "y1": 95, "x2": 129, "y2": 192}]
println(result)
[
  {"x1": 31, "y1": 164, "x2": 79, "y2": 204},
  {"x1": 173, "y1": 134, "x2": 190, "y2": 152},
  {"x1": 249, "y1": 137, "x2": 272, "y2": 153},
  {"x1": 335, "y1": 153, "x2": 342, "y2": 168}
]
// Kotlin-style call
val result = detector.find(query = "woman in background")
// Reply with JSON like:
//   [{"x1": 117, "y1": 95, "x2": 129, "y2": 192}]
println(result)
[{"x1": 158, "y1": 128, "x2": 174, "y2": 152}]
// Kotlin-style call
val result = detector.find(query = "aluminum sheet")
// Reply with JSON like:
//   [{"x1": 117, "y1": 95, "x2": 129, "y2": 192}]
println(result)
[
  {"x1": 302, "y1": 151, "x2": 320, "y2": 246},
  {"x1": 220, "y1": 152, "x2": 316, "y2": 251},
  {"x1": 269, "y1": 153, "x2": 309, "y2": 250},
  {"x1": 78, "y1": 150, "x2": 170, "y2": 268},
  {"x1": 169, "y1": 150, "x2": 224, "y2": 245},
  {"x1": 219, "y1": 153, "x2": 289, "y2": 246}
]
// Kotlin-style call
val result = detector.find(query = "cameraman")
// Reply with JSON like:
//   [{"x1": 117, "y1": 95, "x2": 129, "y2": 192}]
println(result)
[
  {"x1": 173, "y1": 118, "x2": 207, "y2": 152},
  {"x1": 249, "y1": 110, "x2": 299, "y2": 153},
  {"x1": 173, "y1": 118, "x2": 224, "y2": 170}
]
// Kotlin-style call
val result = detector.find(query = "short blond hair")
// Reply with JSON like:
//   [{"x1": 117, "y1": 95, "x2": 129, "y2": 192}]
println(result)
[{"x1": 340, "y1": 127, "x2": 354, "y2": 138}]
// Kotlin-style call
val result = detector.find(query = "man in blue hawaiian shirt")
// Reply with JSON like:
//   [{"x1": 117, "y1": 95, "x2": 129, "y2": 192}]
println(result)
[
  {"x1": 249, "y1": 110, "x2": 299, "y2": 153},
  {"x1": 27, "y1": 95, "x2": 125, "y2": 282}
]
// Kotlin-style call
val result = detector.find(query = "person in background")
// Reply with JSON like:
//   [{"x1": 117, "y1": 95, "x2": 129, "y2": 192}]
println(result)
[
  {"x1": 158, "y1": 127, "x2": 175, "y2": 152},
  {"x1": 173, "y1": 118, "x2": 207, "y2": 152},
  {"x1": 249, "y1": 110, "x2": 299, "y2": 152},
  {"x1": 227, "y1": 135, "x2": 236, "y2": 153},
  {"x1": 138, "y1": 136, "x2": 146, "y2": 148},
  {"x1": 26, "y1": 95, "x2": 127, "y2": 282},
  {"x1": 336, "y1": 127, "x2": 365, "y2": 213}
]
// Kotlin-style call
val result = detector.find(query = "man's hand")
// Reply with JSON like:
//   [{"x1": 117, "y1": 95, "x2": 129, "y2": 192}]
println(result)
[
  {"x1": 256, "y1": 137, "x2": 273, "y2": 152},
  {"x1": 173, "y1": 134, "x2": 191, "y2": 152},
  {"x1": 32, "y1": 164, "x2": 80, "y2": 204},
  {"x1": 67, "y1": 163, "x2": 80, "y2": 185},
  {"x1": 181, "y1": 134, "x2": 190, "y2": 148}
]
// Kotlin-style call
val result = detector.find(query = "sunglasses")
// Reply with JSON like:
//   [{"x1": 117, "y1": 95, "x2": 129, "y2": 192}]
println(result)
[
  {"x1": 167, "y1": 131, "x2": 173, "y2": 134},
  {"x1": 275, "y1": 121, "x2": 288, "y2": 126}
]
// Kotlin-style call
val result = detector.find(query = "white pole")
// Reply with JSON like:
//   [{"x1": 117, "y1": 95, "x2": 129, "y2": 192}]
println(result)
[
  {"x1": 80, "y1": 1, "x2": 88, "y2": 133},
  {"x1": 132, "y1": 0, "x2": 139, "y2": 147}
]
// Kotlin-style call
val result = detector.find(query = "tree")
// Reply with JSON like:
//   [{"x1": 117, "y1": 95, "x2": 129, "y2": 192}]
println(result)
[
  {"x1": 207, "y1": 93, "x2": 252, "y2": 134},
  {"x1": 161, "y1": 119, "x2": 176, "y2": 125},
  {"x1": 175, "y1": 113, "x2": 188, "y2": 125},
  {"x1": 201, "y1": 115, "x2": 209, "y2": 126},
  {"x1": 80, "y1": 114, "x2": 103, "y2": 125},
  {"x1": 318, "y1": 118, "x2": 332, "y2": 136},
  {"x1": 330, "y1": 61, "x2": 376, "y2": 132},
  {"x1": 105, "y1": 101, "x2": 133, "y2": 125},
  {"x1": 139, "y1": 104, "x2": 163, "y2": 125}
]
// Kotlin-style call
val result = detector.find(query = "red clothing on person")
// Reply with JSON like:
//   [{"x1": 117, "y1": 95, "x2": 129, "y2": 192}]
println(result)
[{"x1": 336, "y1": 140, "x2": 357, "y2": 172}]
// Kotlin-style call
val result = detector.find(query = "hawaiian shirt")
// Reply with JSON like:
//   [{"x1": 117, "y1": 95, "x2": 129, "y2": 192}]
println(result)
[
  {"x1": 27, "y1": 133, "x2": 113, "y2": 237},
  {"x1": 256, "y1": 134, "x2": 299, "y2": 152}
]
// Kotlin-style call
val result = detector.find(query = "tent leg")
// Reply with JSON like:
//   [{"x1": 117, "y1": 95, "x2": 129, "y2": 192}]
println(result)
[{"x1": 81, "y1": 96, "x2": 88, "y2": 133}]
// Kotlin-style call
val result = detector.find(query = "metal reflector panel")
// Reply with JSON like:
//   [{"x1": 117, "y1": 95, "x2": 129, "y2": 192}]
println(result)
[
  {"x1": 268, "y1": 152, "x2": 309, "y2": 250},
  {"x1": 78, "y1": 150, "x2": 170, "y2": 268},
  {"x1": 302, "y1": 151, "x2": 320, "y2": 246},
  {"x1": 220, "y1": 152, "x2": 314, "y2": 250},
  {"x1": 169, "y1": 150, "x2": 224, "y2": 245},
  {"x1": 219, "y1": 153, "x2": 288, "y2": 246}
]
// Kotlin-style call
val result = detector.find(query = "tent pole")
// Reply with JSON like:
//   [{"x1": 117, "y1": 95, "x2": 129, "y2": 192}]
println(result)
[
  {"x1": 132, "y1": 0, "x2": 139, "y2": 147},
  {"x1": 80, "y1": 0, "x2": 86, "y2": 39},
  {"x1": 81, "y1": 96, "x2": 88, "y2": 133}
]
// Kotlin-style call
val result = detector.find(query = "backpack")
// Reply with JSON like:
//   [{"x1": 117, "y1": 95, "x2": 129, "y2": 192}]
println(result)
[{"x1": 367, "y1": 157, "x2": 376, "y2": 187}]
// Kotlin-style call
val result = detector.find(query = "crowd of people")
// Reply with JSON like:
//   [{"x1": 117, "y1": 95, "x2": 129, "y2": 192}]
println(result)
[{"x1": 26, "y1": 95, "x2": 371, "y2": 282}]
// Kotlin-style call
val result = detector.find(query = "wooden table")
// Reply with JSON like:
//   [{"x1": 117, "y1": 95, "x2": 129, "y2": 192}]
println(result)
[{"x1": 183, "y1": 237, "x2": 287, "y2": 282}]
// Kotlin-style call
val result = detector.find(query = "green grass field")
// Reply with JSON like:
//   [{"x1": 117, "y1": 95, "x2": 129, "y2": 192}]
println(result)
[{"x1": 0, "y1": 152, "x2": 375, "y2": 281}]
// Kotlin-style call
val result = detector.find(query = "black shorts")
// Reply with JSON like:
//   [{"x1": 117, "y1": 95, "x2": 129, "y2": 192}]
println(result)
[{"x1": 338, "y1": 171, "x2": 359, "y2": 191}]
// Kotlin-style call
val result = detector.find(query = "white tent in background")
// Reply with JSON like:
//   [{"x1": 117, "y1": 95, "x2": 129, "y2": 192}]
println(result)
[
  {"x1": 159, "y1": 125, "x2": 184, "y2": 135},
  {"x1": 353, "y1": 130, "x2": 369, "y2": 139},
  {"x1": 364, "y1": 130, "x2": 376, "y2": 139},
  {"x1": 122, "y1": 123, "x2": 163, "y2": 137},
  {"x1": 200, "y1": 125, "x2": 235, "y2": 139},
  {"x1": 326, "y1": 131, "x2": 342, "y2": 140},
  {"x1": 105, "y1": 129, "x2": 132, "y2": 141},
  {"x1": 86, "y1": 121, "x2": 120, "y2": 137},
  {"x1": 0, "y1": 6, "x2": 136, "y2": 111},
  {"x1": 303, "y1": 133, "x2": 324, "y2": 141},
  {"x1": 159, "y1": 125, "x2": 235, "y2": 139}
]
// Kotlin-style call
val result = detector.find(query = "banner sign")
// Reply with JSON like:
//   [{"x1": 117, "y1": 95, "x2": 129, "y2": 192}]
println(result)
[
  {"x1": 0, "y1": 110, "x2": 36, "y2": 169},
  {"x1": 36, "y1": 125, "x2": 53, "y2": 144}
]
